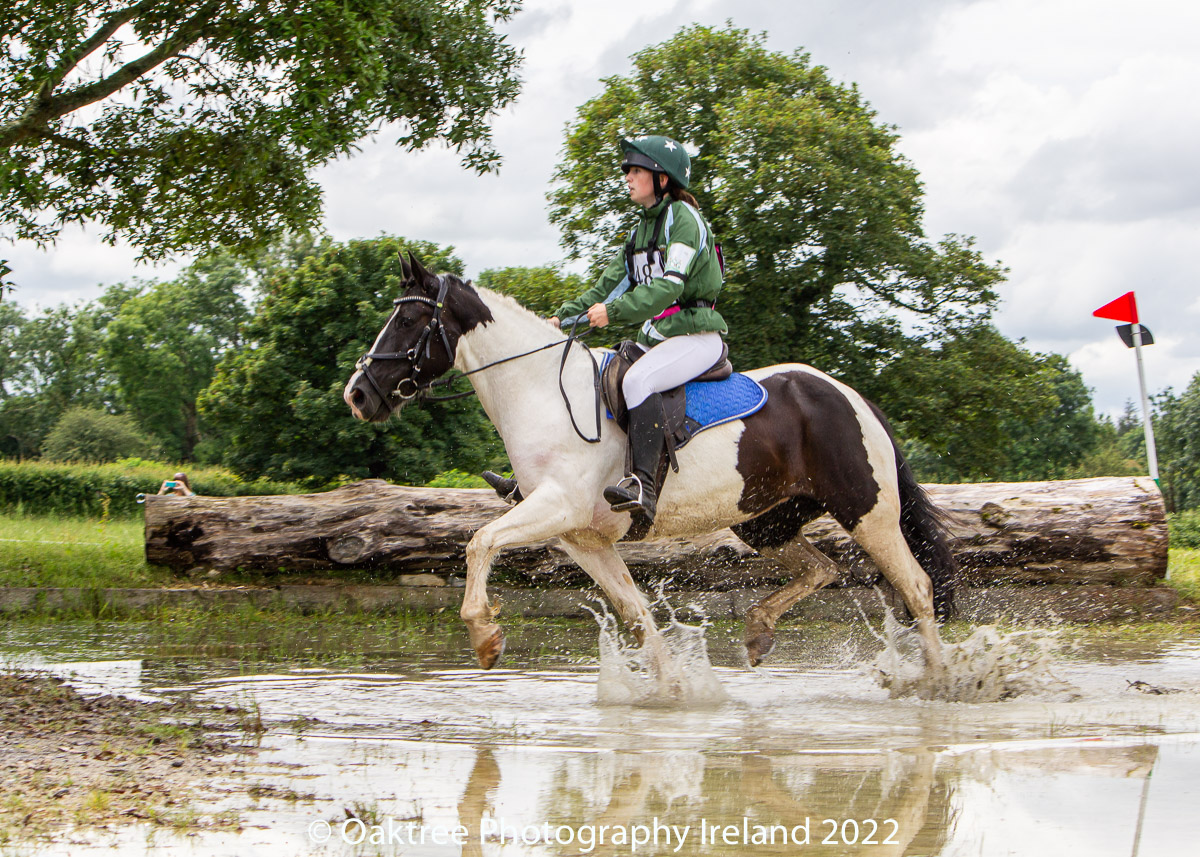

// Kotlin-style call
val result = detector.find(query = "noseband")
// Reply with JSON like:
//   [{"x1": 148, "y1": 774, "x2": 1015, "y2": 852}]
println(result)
[{"x1": 354, "y1": 277, "x2": 453, "y2": 415}]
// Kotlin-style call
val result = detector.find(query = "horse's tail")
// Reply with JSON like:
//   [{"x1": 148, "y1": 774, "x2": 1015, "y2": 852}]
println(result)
[{"x1": 869, "y1": 404, "x2": 960, "y2": 621}]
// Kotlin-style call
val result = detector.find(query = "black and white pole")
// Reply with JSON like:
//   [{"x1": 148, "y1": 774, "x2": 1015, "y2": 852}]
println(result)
[{"x1": 1130, "y1": 322, "x2": 1159, "y2": 485}]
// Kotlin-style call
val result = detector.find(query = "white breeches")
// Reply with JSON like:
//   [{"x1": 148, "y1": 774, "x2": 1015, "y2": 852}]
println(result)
[{"x1": 622, "y1": 332, "x2": 725, "y2": 409}]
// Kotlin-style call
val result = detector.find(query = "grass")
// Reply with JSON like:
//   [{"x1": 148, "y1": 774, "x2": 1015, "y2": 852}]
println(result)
[
  {"x1": 0, "y1": 512, "x2": 421, "y2": 589},
  {"x1": 1168, "y1": 547, "x2": 1200, "y2": 602},
  {"x1": 0, "y1": 514, "x2": 168, "y2": 589}
]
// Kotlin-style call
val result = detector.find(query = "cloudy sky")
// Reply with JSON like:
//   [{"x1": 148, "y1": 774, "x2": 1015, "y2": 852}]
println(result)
[{"x1": 8, "y1": 0, "x2": 1199, "y2": 419}]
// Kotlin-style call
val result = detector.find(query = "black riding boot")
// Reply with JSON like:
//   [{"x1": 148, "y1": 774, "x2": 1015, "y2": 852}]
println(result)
[
  {"x1": 481, "y1": 471, "x2": 523, "y2": 505},
  {"x1": 603, "y1": 393, "x2": 665, "y2": 524}
]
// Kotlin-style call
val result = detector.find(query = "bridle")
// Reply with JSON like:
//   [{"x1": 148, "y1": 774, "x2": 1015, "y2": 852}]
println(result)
[
  {"x1": 353, "y1": 276, "x2": 454, "y2": 417},
  {"x1": 353, "y1": 276, "x2": 604, "y2": 442}
]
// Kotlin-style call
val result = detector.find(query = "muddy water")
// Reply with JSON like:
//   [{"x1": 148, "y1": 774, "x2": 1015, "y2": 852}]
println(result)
[{"x1": 4, "y1": 620, "x2": 1200, "y2": 856}]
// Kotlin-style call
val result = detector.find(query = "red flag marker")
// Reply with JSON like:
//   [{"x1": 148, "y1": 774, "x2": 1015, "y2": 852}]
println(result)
[{"x1": 1093, "y1": 291, "x2": 1139, "y2": 324}]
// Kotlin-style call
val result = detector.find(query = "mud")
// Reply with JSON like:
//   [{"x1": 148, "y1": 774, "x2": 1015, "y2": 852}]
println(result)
[{"x1": 0, "y1": 672, "x2": 258, "y2": 844}]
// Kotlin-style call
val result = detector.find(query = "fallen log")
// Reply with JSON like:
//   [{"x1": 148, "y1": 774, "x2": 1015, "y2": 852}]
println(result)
[{"x1": 143, "y1": 476, "x2": 1167, "y2": 587}]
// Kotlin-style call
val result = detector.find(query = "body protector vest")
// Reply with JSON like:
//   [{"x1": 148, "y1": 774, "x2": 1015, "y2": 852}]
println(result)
[{"x1": 625, "y1": 205, "x2": 670, "y2": 287}]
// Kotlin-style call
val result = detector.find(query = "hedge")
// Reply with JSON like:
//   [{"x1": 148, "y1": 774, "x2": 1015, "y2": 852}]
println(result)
[{"x1": 0, "y1": 458, "x2": 300, "y2": 518}]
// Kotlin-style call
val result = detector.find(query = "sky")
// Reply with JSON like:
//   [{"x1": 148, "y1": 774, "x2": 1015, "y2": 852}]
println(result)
[{"x1": 7, "y1": 0, "x2": 1199, "y2": 419}]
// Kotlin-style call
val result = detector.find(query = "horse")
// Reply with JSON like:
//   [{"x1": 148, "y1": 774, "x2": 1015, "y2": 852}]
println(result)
[{"x1": 343, "y1": 254, "x2": 959, "y2": 687}]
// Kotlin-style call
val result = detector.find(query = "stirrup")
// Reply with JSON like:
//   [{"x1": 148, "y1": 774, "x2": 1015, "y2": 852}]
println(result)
[
  {"x1": 481, "y1": 471, "x2": 522, "y2": 505},
  {"x1": 603, "y1": 474, "x2": 645, "y2": 512}
]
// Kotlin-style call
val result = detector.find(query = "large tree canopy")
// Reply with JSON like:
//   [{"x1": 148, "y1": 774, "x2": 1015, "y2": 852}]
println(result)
[
  {"x1": 549, "y1": 25, "x2": 1003, "y2": 370},
  {"x1": 0, "y1": 0, "x2": 522, "y2": 260}
]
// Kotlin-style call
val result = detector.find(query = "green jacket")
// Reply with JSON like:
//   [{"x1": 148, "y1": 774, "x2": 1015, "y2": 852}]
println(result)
[{"x1": 556, "y1": 199, "x2": 727, "y2": 346}]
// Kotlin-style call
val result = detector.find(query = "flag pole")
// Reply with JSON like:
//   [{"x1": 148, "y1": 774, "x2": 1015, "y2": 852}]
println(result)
[{"x1": 1132, "y1": 323, "x2": 1159, "y2": 486}]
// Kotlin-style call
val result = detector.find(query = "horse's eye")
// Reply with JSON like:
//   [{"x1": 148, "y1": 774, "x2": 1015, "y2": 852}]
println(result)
[{"x1": 399, "y1": 316, "x2": 415, "y2": 329}]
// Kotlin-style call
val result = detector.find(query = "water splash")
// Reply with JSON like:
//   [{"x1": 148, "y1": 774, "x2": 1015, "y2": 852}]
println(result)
[
  {"x1": 864, "y1": 599, "x2": 1079, "y2": 703},
  {"x1": 590, "y1": 599, "x2": 729, "y2": 709}
]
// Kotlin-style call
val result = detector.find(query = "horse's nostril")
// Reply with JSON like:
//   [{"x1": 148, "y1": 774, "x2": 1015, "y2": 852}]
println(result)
[{"x1": 351, "y1": 388, "x2": 365, "y2": 406}]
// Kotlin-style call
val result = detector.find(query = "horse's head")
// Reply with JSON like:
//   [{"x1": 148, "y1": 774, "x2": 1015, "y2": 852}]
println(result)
[{"x1": 343, "y1": 252, "x2": 493, "y2": 422}]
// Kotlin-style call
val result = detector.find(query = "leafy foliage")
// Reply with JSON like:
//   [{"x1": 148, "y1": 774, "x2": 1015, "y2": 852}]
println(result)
[
  {"x1": 1, "y1": 0, "x2": 522, "y2": 259},
  {"x1": 198, "y1": 236, "x2": 503, "y2": 485},
  {"x1": 1169, "y1": 510, "x2": 1200, "y2": 549},
  {"x1": 476, "y1": 266, "x2": 585, "y2": 320},
  {"x1": 40, "y1": 406, "x2": 156, "y2": 462},
  {"x1": 1155, "y1": 372, "x2": 1200, "y2": 511},
  {"x1": 102, "y1": 252, "x2": 250, "y2": 459}
]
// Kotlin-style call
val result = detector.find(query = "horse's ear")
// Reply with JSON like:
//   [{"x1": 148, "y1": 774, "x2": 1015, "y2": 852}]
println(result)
[
  {"x1": 408, "y1": 252, "x2": 436, "y2": 295},
  {"x1": 398, "y1": 250, "x2": 412, "y2": 283}
]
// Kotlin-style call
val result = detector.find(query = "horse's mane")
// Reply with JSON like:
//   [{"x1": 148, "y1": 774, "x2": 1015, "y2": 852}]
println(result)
[{"x1": 469, "y1": 282, "x2": 566, "y2": 338}]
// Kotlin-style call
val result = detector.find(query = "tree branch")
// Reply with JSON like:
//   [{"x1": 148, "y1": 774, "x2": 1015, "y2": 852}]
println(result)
[
  {"x1": 1, "y1": 2, "x2": 224, "y2": 150},
  {"x1": 42, "y1": 2, "x2": 156, "y2": 95}
]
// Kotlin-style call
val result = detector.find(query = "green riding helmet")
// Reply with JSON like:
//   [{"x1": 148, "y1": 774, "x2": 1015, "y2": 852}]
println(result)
[{"x1": 620, "y1": 135, "x2": 691, "y2": 190}]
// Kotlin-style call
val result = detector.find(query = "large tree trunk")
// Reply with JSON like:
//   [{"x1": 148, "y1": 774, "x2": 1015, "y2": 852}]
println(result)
[{"x1": 143, "y1": 476, "x2": 1167, "y2": 586}]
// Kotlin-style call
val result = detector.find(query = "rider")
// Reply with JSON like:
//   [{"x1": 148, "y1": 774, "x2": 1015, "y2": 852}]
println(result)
[{"x1": 550, "y1": 135, "x2": 727, "y2": 524}]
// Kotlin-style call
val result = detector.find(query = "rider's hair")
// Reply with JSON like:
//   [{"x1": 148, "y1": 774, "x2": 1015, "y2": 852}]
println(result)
[{"x1": 669, "y1": 186, "x2": 700, "y2": 209}]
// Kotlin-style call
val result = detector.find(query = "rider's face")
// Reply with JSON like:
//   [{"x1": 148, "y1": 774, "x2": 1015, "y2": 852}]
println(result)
[{"x1": 625, "y1": 166, "x2": 660, "y2": 207}]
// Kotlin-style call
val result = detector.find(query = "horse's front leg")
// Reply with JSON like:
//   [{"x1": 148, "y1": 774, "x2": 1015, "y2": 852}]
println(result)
[
  {"x1": 557, "y1": 540, "x2": 688, "y2": 696},
  {"x1": 558, "y1": 540, "x2": 658, "y2": 642},
  {"x1": 462, "y1": 486, "x2": 590, "y2": 668}
]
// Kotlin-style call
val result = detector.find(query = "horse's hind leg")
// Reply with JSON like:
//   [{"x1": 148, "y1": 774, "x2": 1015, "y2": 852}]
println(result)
[
  {"x1": 742, "y1": 534, "x2": 841, "y2": 666},
  {"x1": 848, "y1": 506, "x2": 947, "y2": 680}
]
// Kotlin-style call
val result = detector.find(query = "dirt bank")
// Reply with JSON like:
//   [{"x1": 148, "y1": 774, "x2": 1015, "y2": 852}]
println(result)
[{"x1": 0, "y1": 672, "x2": 258, "y2": 844}]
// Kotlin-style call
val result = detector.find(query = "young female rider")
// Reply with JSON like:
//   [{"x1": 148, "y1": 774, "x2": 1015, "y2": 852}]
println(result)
[{"x1": 548, "y1": 135, "x2": 727, "y2": 524}]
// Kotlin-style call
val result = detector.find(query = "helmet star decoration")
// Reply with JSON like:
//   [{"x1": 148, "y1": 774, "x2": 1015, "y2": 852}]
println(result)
[{"x1": 664, "y1": 140, "x2": 677, "y2": 151}]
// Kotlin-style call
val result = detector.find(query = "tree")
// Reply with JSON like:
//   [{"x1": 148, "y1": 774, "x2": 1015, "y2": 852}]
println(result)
[
  {"x1": 874, "y1": 325, "x2": 1060, "y2": 481},
  {"x1": 1, "y1": 1, "x2": 522, "y2": 261},
  {"x1": 476, "y1": 266, "x2": 585, "y2": 319},
  {"x1": 41, "y1": 405, "x2": 156, "y2": 462},
  {"x1": 1154, "y1": 373, "x2": 1200, "y2": 511},
  {"x1": 549, "y1": 24, "x2": 1003, "y2": 371},
  {"x1": 1001, "y1": 354, "x2": 1102, "y2": 480},
  {"x1": 102, "y1": 252, "x2": 251, "y2": 460},
  {"x1": 198, "y1": 236, "x2": 502, "y2": 484}
]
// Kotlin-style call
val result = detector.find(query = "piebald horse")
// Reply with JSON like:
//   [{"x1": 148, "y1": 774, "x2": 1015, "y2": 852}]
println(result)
[{"x1": 344, "y1": 256, "x2": 958, "y2": 683}]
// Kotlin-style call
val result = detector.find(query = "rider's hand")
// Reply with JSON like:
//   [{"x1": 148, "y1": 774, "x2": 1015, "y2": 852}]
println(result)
[
  {"x1": 548, "y1": 316, "x2": 561, "y2": 329},
  {"x1": 586, "y1": 303, "x2": 609, "y2": 328}
]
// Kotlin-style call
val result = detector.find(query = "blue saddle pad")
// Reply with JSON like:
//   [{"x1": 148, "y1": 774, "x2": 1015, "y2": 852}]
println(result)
[
  {"x1": 599, "y1": 352, "x2": 768, "y2": 439},
  {"x1": 683, "y1": 372, "x2": 768, "y2": 433}
]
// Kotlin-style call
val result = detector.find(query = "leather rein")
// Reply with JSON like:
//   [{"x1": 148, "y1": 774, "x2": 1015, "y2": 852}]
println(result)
[{"x1": 354, "y1": 278, "x2": 604, "y2": 442}]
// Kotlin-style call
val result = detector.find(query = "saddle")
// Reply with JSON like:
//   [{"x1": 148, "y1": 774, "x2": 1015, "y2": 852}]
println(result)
[{"x1": 599, "y1": 339, "x2": 733, "y2": 484}]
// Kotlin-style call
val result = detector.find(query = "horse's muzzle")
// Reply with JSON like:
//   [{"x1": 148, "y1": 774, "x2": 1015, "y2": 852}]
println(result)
[{"x1": 344, "y1": 374, "x2": 399, "y2": 422}]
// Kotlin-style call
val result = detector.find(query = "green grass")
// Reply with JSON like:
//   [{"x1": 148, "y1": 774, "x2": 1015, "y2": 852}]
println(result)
[
  {"x1": 0, "y1": 513, "x2": 444, "y2": 590},
  {"x1": 1168, "y1": 547, "x2": 1200, "y2": 603},
  {"x1": 0, "y1": 515, "x2": 169, "y2": 589}
]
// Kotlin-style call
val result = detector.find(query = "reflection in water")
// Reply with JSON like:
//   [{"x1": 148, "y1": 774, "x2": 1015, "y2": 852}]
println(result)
[{"x1": 4, "y1": 625, "x2": 1200, "y2": 856}]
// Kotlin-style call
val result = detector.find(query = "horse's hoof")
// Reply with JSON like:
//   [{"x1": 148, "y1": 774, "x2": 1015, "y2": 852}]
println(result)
[
  {"x1": 746, "y1": 633, "x2": 776, "y2": 667},
  {"x1": 476, "y1": 629, "x2": 506, "y2": 670}
]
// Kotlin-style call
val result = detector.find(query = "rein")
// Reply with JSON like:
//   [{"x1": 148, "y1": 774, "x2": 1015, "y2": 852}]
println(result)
[{"x1": 355, "y1": 282, "x2": 604, "y2": 443}]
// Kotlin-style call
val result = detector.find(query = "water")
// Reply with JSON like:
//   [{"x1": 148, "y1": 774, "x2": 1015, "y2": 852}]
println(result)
[{"x1": 3, "y1": 619, "x2": 1200, "y2": 855}]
